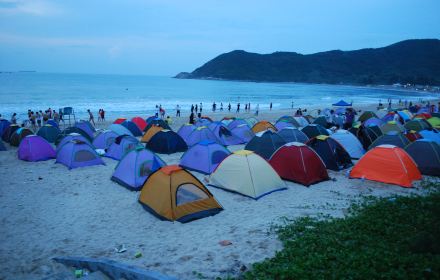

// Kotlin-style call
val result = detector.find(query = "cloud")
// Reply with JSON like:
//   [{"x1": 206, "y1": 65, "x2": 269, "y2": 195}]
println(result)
[{"x1": 0, "y1": 0, "x2": 61, "y2": 16}]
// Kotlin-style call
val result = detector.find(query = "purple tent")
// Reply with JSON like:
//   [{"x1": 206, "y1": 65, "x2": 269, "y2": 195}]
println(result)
[
  {"x1": 177, "y1": 124, "x2": 196, "y2": 142},
  {"x1": 56, "y1": 133, "x2": 91, "y2": 152},
  {"x1": 186, "y1": 126, "x2": 218, "y2": 146},
  {"x1": 111, "y1": 148, "x2": 165, "y2": 191},
  {"x1": 18, "y1": 135, "x2": 56, "y2": 162},
  {"x1": 105, "y1": 135, "x2": 142, "y2": 160},
  {"x1": 231, "y1": 124, "x2": 255, "y2": 143},
  {"x1": 195, "y1": 118, "x2": 212, "y2": 127},
  {"x1": 227, "y1": 119, "x2": 248, "y2": 130},
  {"x1": 180, "y1": 140, "x2": 231, "y2": 174},
  {"x1": 275, "y1": 121, "x2": 295, "y2": 130},
  {"x1": 75, "y1": 121, "x2": 95, "y2": 139},
  {"x1": 56, "y1": 140, "x2": 104, "y2": 169},
  {"x1": 93, "y1": 130, "x2": 118, "y2": 149},
  {"x1": 208, "y1": 122, "x2": 243, "y2": 146},
  {"x1": 364, "y1": 118, "x2": 384, "y2": 127}
]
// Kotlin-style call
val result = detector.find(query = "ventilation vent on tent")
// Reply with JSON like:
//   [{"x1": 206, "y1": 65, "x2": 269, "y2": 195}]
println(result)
[
  {"x1": 176, "y1": 184, "x2": 209, "y2": 206},
  {"x1": 74, "y1": 150, "x2": 96, "y2": 162}
]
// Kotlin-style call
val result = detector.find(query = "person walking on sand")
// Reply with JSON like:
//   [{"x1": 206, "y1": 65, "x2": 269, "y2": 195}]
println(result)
[
  {"x1": 270, "y1": 102, "x2": 273, "y2": 111},
  {"x1": 236, "y1": 103, "x2": 240, "y2": 113},
  {"x1": 200, "y1": 103, "x2": 203, "y2": 113},
  {"x1": 191, "y1": 104, "x2": 194, "y2": 113},
  {"x1": 87, "y1": 109, "x2": 95, "y2": 126},
  {"x1": 220, "y1": 102, "x2": 223, "y2": 111},
  {"x1": 255, "y1": 104, "x2": 259, "y2": 116},
  {"x1": 36, "y1": 112, "x2": 42, "y2": 128},
  {"x1": 98, "y1": 109, "x2": 102, "y2": 122},
  {"x1": 195, "y1": 104, "x2": 198, "y2": 113},
  {"x1": 176, "y1": 104, "x2": 181, "y2": 117},
  {"x1": 100, "y1": 109, "x2": 105, "y2": 122},
  {"x1": 245, "y1": 103, "x2": 248, "y2": 112},
  {"x1": 228, "y1": 103, "x2": 231, "y2": 112}
]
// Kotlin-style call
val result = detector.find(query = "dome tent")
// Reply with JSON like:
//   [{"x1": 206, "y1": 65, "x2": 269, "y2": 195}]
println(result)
[
  {"x1": 252, "y1": 121, "x2": 277, "y2": 134},
  {"x1": 139, "y1": 165, "x2": 223, "y2": 223},
  {"x1": 141, "y1": 126, "x2": 164, "y2": 143},
  {"x1": 56, "y1": 133, "x2": 91, "y2": 152},
  {"x1": 269, "y1": 142, "x2": 329, "y2": 186},
  {"x1": 275, "y1": 121, "x2": 295, "y2": 131},
  {"x1": 111, "y1": 147, "x2": 166, "y2": 191},
  {"x1": 307, "y1": 135, "x2": 353, "y2": 171},
  {"x1": 2, "y1": 124, "x2": 20, "y2": 143},
  {"x1": 10, "y1": 128, "x2": 34, "y2": 147},
  {"x1": 177, "y1": 124, "x2": 196, "y2": 142},
  {"x1": 209, "y1": 150, "x2": 286, "y2": 199},
  {"x1": 144, "y1": 118, "x2": 170, "y2": 132},
  {"x1": 56, "y1": 126, "x2": 93, "y2": 145},
  {"x1": 131, "y1": 117, "x2": 147, "y2": 131},
  {"x1": 231, "y1": 124, "x2": 255, "y2": 143},
  {"x1": 356, "y1": 125, "x2": 383, "y2": 150},
  {"x1": 74, "y1": 121, "x2": 95, "y2": 139},
  {"x1": 105, "y1": 135, "x2": 142, "y2": 160},
  {"x1": 0, "y1": 119, "x2": 11, "y2": 137},
  {"x1": 245, "y1": 130, "x2": 287, "y2": 160},
  {"x1": 208, "y1": 122, "x2": 243, "y2": 146},
  {"x1": 18, "y1": 135, "x2": 56, "y2": 162},
  {"x1": 350, "y1": 145, "x2": 421, "y2": 187},
  {"x1": 146, "y1": 130, "x2": 188, "y2": 154},
  {"x1": 180, "y1": 140, "x2": 231, "y2": 174},
  {"x1": 405, "y1": 140, "x2": 440, "y2": 176},
  {"x1": 121, "y1": 120, "x2": 142, "y2": 137},
  {"x1": 301, "y1": 124, "x2": 329, "y2": 139},
  {"x1": 185, "y1": 126, "x2": 218, "y2": 146},
  {"x1": 37, "y1": 124, "x2": 60, "y2": 143},
  {"x1": 277, "y1": 116, "x2": 300, "y2": 127},
  {"x1": 368, "y1": 132, "x2": 410, "y2": 150},
  {"x1": 277, "y1": 127, "x2": 309, "y2": 144},
  {"x1": 227, "y1": 119, "x2": 248, "y2": 130},
  {"x1": 404, "y1": 119, "x2": 432, "y2": 132},
  {"x1": 56, "y1": 140, "x2": 105, "y2": 169},
  {"x1": 330, "y1": 129, "x2": 365, "y2": 159},
  {"x1": 92, "y1": 130, "x2": 118, "y2": 149},
  {"x1": 358, "y1": 111, "x2": 378, "y2": 122},
  {"x1": 419, "y1": 129, "x2": 440, "y2": 144},
  {"x1": 108, "y1": 124, "x2": 134, "y2": 137},
  {"x1": 380, "y1": 121, "x2": 405, "y2": 135}
]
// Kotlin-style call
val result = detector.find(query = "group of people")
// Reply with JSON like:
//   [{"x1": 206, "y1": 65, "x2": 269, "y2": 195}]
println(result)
[{"x1": 4, "y1": 108, "x2": 63, "y2": 131}]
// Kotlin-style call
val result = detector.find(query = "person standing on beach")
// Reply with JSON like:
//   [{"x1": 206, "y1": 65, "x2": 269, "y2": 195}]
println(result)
[
  {"x1": 270, "y1": 102, "x2": 273, "y2": 111},
  {"x1": 200, "y1": 103, "x2": 203, "y2": 113},
  {"x1": 87, "y1": 109, "x2": 95, "y2": 126},
  {"x1": 30, "y1": 111, "x2": 36, "y2": 130},
  {"x1": 176, "y1": 105, "x2": 181, "y2": 117},
  {"x1": 100, "y1": 109, "x2": 105, "y2": 121},
  {"x1": 98, "y1": 109, "x2": 102, "y2": 122},
  {"x1": 255, "y1": 104, "x2": 259, "y2": 116},
  {"x1": 189, "y1": 112, "x2": 195, "y2": 124},
  {"x1": 220, "y1": 102, "x2": 223, "y2": 111},
  {"x1": 228, "y1": 103, "x2": 231, "y2": 112},
  {"x1": 291, "y1": 101, "x2": 294, "y2": 109},
  {"x1": 36, "y1": 112, "x2": 42, "y2": 128},
  {"x1": 11, "y1": 113, "x2": 17, "y2": 124},
  {"x1": 236, "y1": 103, "x2": 240, "y2": 113},
  {"x1": 245, "y1": 103, "x2": 248, "y2": 112},
  {"x1": 191, "y1": 104, "x2": 194, "y2": 113},
  {"x1": 195, "y1": 104, "x2": 198, "y2": 113}
]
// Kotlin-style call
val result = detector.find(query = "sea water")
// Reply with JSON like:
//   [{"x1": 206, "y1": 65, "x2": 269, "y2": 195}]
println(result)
[{"x1": 0, "y1": 72, "x2": 436, "y2": 120}]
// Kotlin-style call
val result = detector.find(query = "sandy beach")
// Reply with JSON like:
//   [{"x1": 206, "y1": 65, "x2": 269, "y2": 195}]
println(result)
[{"x1": 0, "y1": 104, "x2": 436, "y2": 279}]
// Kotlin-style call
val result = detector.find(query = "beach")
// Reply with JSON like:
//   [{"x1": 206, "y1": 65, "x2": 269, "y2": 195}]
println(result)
[{"x1": 0, "y1": 103, "x2": 436, "y2": 280}]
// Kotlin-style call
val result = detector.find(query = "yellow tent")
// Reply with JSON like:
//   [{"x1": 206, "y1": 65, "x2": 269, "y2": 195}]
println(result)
[
  {"x1": 141, "y1": 125, "x2": 163, "y2": 143},
  {"x1": 252, "y1": 121, "x2": 277, "y2": 134},
  {"x1": 209, "y1": 150, "x2": 286, "y2": 199},
  {"x1": 139, "y1": 165, "x2": 223, "y2": 222}
]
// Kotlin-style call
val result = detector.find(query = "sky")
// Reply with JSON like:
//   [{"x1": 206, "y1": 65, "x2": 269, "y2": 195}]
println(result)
[{"x1": 0, "y1": 0, "x2": 439, "y2": 76}]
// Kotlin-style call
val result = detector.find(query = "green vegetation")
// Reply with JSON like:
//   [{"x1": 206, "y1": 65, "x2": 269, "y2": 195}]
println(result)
[
  {"x1": 242, "y1": 179, "x2": 440, "y2": 279},
  {"x1": 177, "y1": 39, "x2": 440, "y2": 85}
]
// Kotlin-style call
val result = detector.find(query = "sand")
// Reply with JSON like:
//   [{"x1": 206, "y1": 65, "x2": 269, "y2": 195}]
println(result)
[{"x1": 0, "y1": 104, "x2": 434, "y2": 280}]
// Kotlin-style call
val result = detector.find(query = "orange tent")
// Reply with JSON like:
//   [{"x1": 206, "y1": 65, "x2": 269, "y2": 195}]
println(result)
[
  {"x1": 252, "y1": 121, "x2": 277, "y2": 134},
  {"x1": 139, "y1": 165, "x2": 223, "y2": 222},
  {"x1": 350, "y1": 145, "x2": 421, "y2": 187},
  {"x1": 113, "y1": 118, "x2": 127, "y2": 124},
  {"x1": 141, "y1": 125, "x2": 163, "y2": 143}
]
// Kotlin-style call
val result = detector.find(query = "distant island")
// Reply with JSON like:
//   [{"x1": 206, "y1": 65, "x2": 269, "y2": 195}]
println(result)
[{"x1": 175, "y1": 39, "x2": 440, "y2": 86}]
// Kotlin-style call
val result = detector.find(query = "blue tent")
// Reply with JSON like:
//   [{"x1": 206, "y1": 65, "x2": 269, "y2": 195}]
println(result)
[
  {"x1": 121, "y1": 120, "x2": 142, "y2": 137},
  {"x1": 332, "y1": 100, "x2": 352, "y2": 107},
  {"x1": 147, "y1": 130, "x2": 187, "y2": 154}
]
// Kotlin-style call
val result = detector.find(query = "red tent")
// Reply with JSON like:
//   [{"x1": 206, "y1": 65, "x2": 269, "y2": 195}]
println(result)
[
  {"x1": 131, "y1": 117, "x2": 147, "y2": 131},
  {"x1": 113, "y1": 118, "x2": 127, "y2": 124},
  {"x1": 269, "y1": 142, "x2": 329, "y2": 186}
]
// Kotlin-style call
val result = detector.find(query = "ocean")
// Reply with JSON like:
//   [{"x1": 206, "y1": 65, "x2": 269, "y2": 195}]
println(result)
[{"x1": 0, "y1": 72, "x2": 436, "y2": 120}]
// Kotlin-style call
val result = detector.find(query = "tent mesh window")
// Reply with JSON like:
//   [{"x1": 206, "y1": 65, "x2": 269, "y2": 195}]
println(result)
[
  {"x1": 74, "y1": 150, "x2": 96, "y2": 162},
  {"x1": 139, "y1": 161, "x2": 153, "y2": 177},
  {"x1": 106, "y1": 137, "x2": 115, "y2": 147},
  {"x1": 211, "y1": 151, "x2": 227, "y2": 164},
  {"x1": 176, "y1": 184, "x2": 208, "y2": 206}
]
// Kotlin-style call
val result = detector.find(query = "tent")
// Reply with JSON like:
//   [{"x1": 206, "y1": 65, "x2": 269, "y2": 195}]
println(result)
[
  {"x1": 269, "y1": 142, "x2": 329, "y2": 186},
  {"x1": 276, "y1": 116, "x2": 300, "y2": 127},
  {"x1": 0, "y1": 119, "x2": 11, "y2": 137},
  {"x1": 105, "y1": 135, "x2": 142, "y2": 160},
  {"x1": 301, "y1": 124, "x2": 329, "y2": 139},
  {"x1": 139, "y1": 165, "x2": 223, "y2": 222},
  {"x1": 131, "y1": 117, "x2": 147, "y2": 131},
  {"x1": 0, "y1": 140, "x2": 6, "y2": 151},
  {"x1": 245, "y1": 130, "x2": 287, "y2": 160},
  {"x1": 231, "y1": 124, "x2": 255, "y2": 143},
  {"x1": 56, "y1": 140, "x2": 105, "y2": 169},
  {"x1": 92, "y1": 130, "x2": 119, "y2": 149},
  {"x1": 46, "y1": 119, "x2": 58, "y2": 128},
  {"x1": 356, "y1": 125, "x2": 383, "y2": 150},
  {"x1": 2, "y1": 124, "x2": 19, "y2": 143},
  {"x1": 108, "y1": 123, "x2": 134, "y2": 137},
  {"x1": 113, "y1": 118, "x2": 127, "y2": 124},
  {"x1": 419, "y1": 129, "x2": 440, "y2": 144},
  {"x1": 330, "y1": 129, "x2": 365, "y2": 159},
  {"x1": 208, "y1": 122, "x2": 242, "y2": 146},
  {"x1": 75, "y1": 121, "x2": 95, "y2": 139},
  {"x1": 145, "y1": 116, "x2": 157, "y2": 124},
  {"x1": 368, "y1": 132, "x2": 410, "y2": 150},
  {"x1": 111, "y1": 147, "x2": 166, "y2": 191},
  {"x1": 404, "y1": 119, "x2": 432, "y2": 132},
  {"x1": 397, "y1": 111, "x2": 412, "y2": 122},
  {"x1": 56, "y1": 133, "x2": 91, "y2": 152},
  {"x1": 313, "y1": 116, "x2": 328, "y2": 128},
  {"x1": 277, "y1": 127, "x2": 309, "y2": 143},
  {"x1": 332, "y1": 100, "x2": 352, "y2": 107},
  {"x1": 307, "y1": 135, "x2": 353, "y2": 171},
  {"x1": 141, "y1": 125, "x2": 163, "y2": 143},
  {"x1": 294, "y1": 116, "x2": 309, "y2": 127},
  {"x1": 146, "y1": 130, "x2": 188, "y2": 154},
  {"x1": 227, "y1": 119, "x2": 248, "y2": 130},
  {"x1": 364, "y1": 118, "x2": 384, "y2": 127},
  {"x1": 121, "y1": 120, "x2": 142, "y2": 137},
  {"x1": 185, "y1": 126, "x2": 218, "y2": 146},
  {"x1": 221, "y1": 116, "x2": 235, "y2": 126},
  {"x1": 195, "y1": 118, "x2": 212, "y2": 127},
  {"x1": 350, "y1": 145, "x2": 421, "y2": 187},
  {"x1": 252, "y1": 121, "x2": 277, "y2": 134},
  {"x1": 209, "y1": 150, "x2": 286, "y2": 199},
  {"x1": 275, "y1": 121, "x2": 295, "y2": 131},
  {"x1": 10, "y1": 128, "x2": 34, "y2": 147},
  {"x1": 380, "y1": 121, "x2": 405, "y2": 134},
  {"x1": 177, "y1": 124, "x2": 196, "y2": 143},
  {"x1": 56, "y1": 126, "x2": 93, "y2": 145},
  {"x1": 427, "y1": 117, "x2": 440, "y2": 129},
  {"x1": 381, "y1": 112, "x2": 396, "y2": 123},
  {"x1": 405, "y1": 140, "x2": 440, "y2": 176},
  {"x1": 244, "y1": 117, "x2": 259, "y2": 128},
  {"x1": 144, "y1": 118, "x2": 170, "y2": 132},
  {"x1": 18, "y1": 135, "x2": 56, "y2": 162},
  {"x1": 414, "y1": 113, "x2": 431, "y2": 119},
  {"x1": 404, "y1": 131, "x2": 423, "y2": 142},
  {"x1": 180, "y1": 140, "x2": 231, "y2": 174},
  {"x1": 37, "y1": 125, "x2": 60, "y2": 143}
]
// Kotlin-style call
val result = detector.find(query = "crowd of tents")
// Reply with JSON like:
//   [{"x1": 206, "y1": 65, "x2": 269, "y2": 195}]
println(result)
[{"x1": 0, "y1": 106, "x2": 439, "y2": 223}]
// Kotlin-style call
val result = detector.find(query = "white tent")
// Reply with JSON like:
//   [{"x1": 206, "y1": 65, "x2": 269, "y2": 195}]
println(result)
[
  {"x1": 330, "y1": 129, "x2": 365, "y2": 159},
  {"x1": 209, "y1": 150, "x2": 286, "y2": 199}
]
